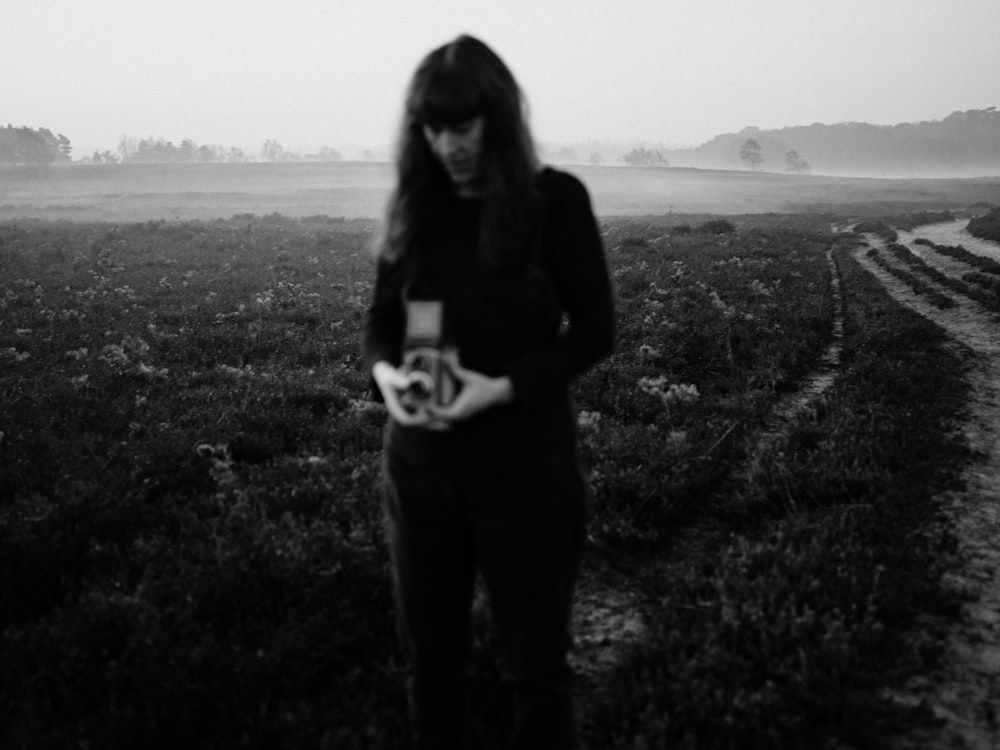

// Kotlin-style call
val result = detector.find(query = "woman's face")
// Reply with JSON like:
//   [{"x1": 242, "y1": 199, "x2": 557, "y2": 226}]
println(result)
[{"x1": 422, "y1": 116, "x2": 485, "y2": 196}]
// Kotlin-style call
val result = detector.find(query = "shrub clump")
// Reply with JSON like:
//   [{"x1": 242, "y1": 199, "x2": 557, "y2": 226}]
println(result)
[
  {"x1": 891, "y1": 211, "x2": 954, "y2": 231},
  {"x1": 697, "y1": 219, "x2": 736, "y2": 235},
  {"x1": 852, "y1": 220, "x2": 897, "y2": 244},
  {"x1": 968, "y1": 207, "x2": 1000, "y2": 243}
]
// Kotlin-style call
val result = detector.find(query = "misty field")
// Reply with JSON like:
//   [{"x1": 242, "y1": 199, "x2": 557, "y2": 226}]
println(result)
[
  {"x1": 2, "y1": 188, "x2": 988, "y2": 748},
  {"x1": 5, "y1": 161, "x2": 1000, "y2": 221}
]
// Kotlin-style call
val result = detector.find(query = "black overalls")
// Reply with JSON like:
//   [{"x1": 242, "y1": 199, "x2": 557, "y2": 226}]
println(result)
[{"x1": 365, "y1": 168, "x2": 614, "y2": 750}]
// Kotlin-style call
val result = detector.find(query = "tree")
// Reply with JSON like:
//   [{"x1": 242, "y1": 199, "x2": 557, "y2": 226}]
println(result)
[
  {"x1": 622, "y1": 147, "x2": 669, "y2": 167},
  {"x1": 92, "y1": 149, "x2": 118, "y2": 164},
  {"x1": 56, "y1": 133, "x2": 72, "y2": 161},
  {"x1": 739, "y1": 138, "x2": 764, "y2": 171},
  {"x1": 317, "y1": 146, "x2": 343, "y2": 161},
  {"x1": 0, "y1": 125, "x2": 71, "y2": 167},
  {"x1": 784, "y1": 149, "x2": 811, "y2": 174},
  {"x1": 179, "y1": 139, "x2": 198, "y2": 162},
  {"x1": 118, "y1": 135, "x2": 138, "y2": 162},
  {"x1": 261, "y1": 139, "x2": 284, "y2": 162}
]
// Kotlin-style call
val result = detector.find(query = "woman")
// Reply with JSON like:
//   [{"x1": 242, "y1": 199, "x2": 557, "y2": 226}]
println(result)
[{"x1": 362, "y1": 34, "x2": 614, "y2": 749}]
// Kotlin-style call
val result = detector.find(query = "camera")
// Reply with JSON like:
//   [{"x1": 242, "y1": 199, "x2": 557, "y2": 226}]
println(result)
[
  {"x1": 400, "y1": 346, "x2": 458, "y2": 409},
  {"x1": 399, "y1": 300, "x2": 459, "y2": 410}
]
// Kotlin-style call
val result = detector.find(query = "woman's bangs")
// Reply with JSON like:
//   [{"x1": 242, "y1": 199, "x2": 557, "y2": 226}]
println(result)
[{"x1": 411, "y1": 70, "x2": 480, "y2": 128}]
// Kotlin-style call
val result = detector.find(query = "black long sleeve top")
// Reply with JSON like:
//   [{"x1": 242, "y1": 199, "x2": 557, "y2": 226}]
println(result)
[{"x1": 362, "y1": 167, "x2": 615, "y2": 461}]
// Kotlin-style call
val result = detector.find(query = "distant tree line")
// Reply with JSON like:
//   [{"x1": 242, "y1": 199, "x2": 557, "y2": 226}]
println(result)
[
  {"x1": 104, "y1": 136, "x2": 345, "y2": 165},
  {"x1": 0, "y1": 126, "x2": 72, "y2": 166},
  {"x1": 111, "y1": 136, "x2": 247, "y2": 165},
  {"x1": 676, "y1": 107, "x2": 1000, "y2": 176}
]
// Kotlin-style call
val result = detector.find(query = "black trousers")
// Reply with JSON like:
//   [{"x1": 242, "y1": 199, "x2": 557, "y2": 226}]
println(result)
[{"x1": 382, "y1": 429, "x2": 587, "y2": 750}]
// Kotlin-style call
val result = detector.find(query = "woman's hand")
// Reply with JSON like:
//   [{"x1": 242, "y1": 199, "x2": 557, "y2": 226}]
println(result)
[
  {"x1": 371, "y1": 360, "x2": 448, "y2": 429},
  {"x1": 427, "y1": 359, "x2": 514, "y2": 423}
]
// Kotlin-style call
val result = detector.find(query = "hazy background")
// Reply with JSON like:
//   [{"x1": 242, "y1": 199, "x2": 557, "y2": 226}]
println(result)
[{"x1": 5, "y1": 0, "x2": 1000, "y2": 159}]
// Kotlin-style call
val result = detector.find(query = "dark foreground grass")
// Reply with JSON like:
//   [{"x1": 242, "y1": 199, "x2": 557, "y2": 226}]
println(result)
[{"x1": 0, "y1": 215, "x2": 972, "y2": 748}]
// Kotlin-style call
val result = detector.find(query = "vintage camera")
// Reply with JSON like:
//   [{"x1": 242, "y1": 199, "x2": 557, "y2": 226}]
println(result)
[{"x1": 400, "y1": 300, "x2": 459, "y2": 410}]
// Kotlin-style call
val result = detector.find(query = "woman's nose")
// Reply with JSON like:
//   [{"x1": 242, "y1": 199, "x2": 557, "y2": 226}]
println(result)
[{"x1": 437, "y1": 130, "x2": 460, "y2": 155}]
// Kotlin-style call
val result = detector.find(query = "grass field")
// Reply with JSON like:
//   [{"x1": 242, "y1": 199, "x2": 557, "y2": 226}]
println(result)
[{"x1": 0, "y1": 169, "x2": 995, "y2": 747}]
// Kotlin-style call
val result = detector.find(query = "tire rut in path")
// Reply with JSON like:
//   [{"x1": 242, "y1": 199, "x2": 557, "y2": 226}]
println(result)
[
  {"x1": 570, "y1": 242, "x2": 848, "y2": 692},
  {"x1": 737, "y1": 245, "x2": 845, "y2": 484},
  {"x1": 854, "y1": 234, "x2": 1000, "y2": 750}
]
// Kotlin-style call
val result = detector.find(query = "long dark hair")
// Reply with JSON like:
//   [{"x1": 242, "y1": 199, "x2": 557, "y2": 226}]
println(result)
[{"x1": 380, "y1": 35, "x2": 540, "y2": 272}]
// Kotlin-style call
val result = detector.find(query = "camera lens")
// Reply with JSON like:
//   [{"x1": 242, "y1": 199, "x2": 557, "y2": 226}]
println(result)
[{"x1": 405, "y1": 371, "x2": 435, "y2": 402}]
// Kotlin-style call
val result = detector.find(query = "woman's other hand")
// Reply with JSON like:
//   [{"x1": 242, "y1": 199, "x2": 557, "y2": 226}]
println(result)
[
  {"x1": 427, "y1": 359, "x2": 513, "y2": 423},
  {"x1": 371, "y1": 360, "x2": 448, "y2": 429}
]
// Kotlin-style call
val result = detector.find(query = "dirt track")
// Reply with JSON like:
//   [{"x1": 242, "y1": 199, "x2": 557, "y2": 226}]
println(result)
[{"x1": 854, "y1": 224, "x2": 1000, "y2": 750}]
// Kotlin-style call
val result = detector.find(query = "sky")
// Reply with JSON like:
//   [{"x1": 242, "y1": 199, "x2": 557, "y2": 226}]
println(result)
[{"x1": 4, "y1": 0, "x2": 1000, "y2": 158}]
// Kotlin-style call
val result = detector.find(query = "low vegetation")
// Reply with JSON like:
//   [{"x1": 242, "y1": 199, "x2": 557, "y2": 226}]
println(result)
[
  {"x1": 0, "y1": 213, "x2": 971, "y2": 748},
  {"x1": 968, "y1": 206, "x2": 1000, "y2": 242},
  {"x1": 851, "y1": 219, "x2": 897, "y2": 244},
  {"x1": 887, "y1": 210, "x2": 954, "y2": 231}
]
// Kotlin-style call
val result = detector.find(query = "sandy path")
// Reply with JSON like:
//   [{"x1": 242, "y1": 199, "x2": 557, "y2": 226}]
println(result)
[
  {"x1": 853, "y1": 227, "x2": 1000, "y2": 749},
  {"x1": 903, "y1": 222, "x2": 1000, "y2": 264}
]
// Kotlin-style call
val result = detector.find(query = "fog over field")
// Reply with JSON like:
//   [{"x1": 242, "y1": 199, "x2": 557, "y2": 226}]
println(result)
[{"x1": 4, "y1": 162, "x2": 1000, "y2": 223}]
